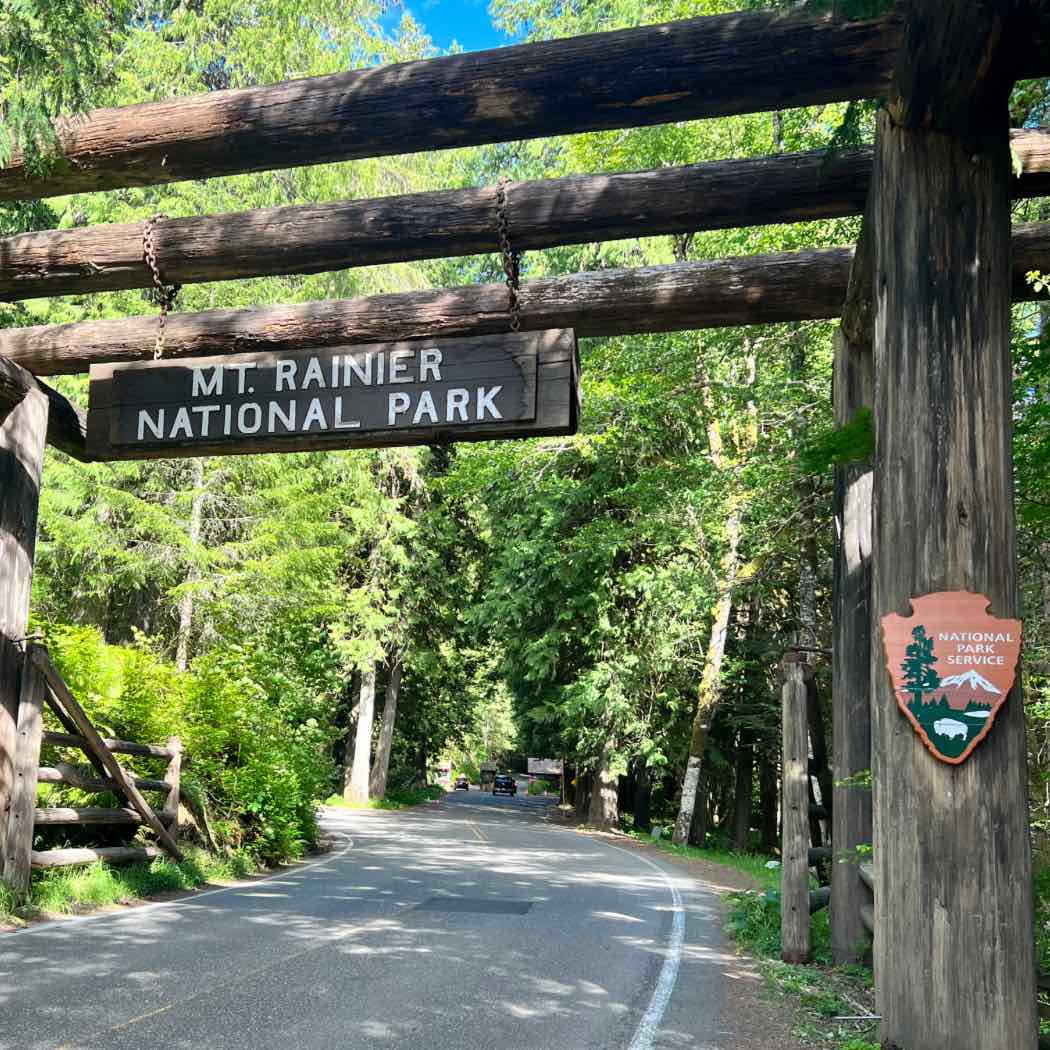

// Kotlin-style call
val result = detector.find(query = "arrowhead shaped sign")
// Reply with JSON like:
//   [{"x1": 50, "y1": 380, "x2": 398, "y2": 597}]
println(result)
[{"x1": 881, "y1": 592, "x2": 1021, "y2": 764}]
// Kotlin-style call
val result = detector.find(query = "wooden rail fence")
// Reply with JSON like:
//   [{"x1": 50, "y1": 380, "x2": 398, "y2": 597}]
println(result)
[{"x1": 2, "y1": 643, "x2": 182, "y2": 895}]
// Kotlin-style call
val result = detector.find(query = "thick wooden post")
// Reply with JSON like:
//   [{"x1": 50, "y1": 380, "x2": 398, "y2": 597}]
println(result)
[
  {"x1": 0, "y1": 379, "x2": 48, "y2": 882},
  {"x1": 781, "y1": 656, "x2": 810, "y2": 964},
  {"x1": 163, "y1": 737, "x2": 182, "y2": 830},
  {"x1": 830, "y1": 325, "x2": 874, "y2": 964},
  {"x1": 4, "y1": 646, "x2": 46, "y2": 894},
  {"x1": 870, "y1": 15, "x2": 1037, "y2": 1040}
]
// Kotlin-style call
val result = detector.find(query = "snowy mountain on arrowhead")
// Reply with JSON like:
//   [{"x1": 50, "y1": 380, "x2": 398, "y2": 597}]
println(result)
[{"x1": 940, "y1": 669, "x2": 999, "y2": 694}]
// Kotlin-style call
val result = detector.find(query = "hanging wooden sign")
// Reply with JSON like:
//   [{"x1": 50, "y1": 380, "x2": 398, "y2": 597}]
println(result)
[
  {"x1": 881, "y1": 592, "x2": 1022, "y2": 764},
  {"x1": 86, "y1": 330, "x2": 579, "y2": 460}
]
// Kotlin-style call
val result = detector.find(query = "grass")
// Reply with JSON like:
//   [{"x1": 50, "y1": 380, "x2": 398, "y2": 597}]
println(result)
[
  {"x1": 0, "y1": 845, "x2": 259, "y2": 925},
  {"x1": 627, "y1": 827, "x2": 782, "y2": 889},
  {"x1": 323, "y1": 784, "x2": 445, "y2": 811}
]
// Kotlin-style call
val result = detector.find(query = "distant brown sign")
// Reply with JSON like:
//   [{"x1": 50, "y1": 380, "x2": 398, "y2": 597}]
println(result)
[
  {"x1": 881, "y1": 591, "x2": 1022, "y2": 764},
  {"x1": 86, "y1": 330, "x2": 578, "y2": 460}
]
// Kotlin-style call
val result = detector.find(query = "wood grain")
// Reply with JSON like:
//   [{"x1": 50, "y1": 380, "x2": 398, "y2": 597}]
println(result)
[
  {"x1": 31, "y1": 846, "x2": 163, "y2": 869},
  {"x1": 36, "y1": 764, "x2": 169, "y2": 793},
  {"x1": 3, "y1": 129, "x2": 1047, "y2": 302},
  {"x1": 35, "y1": 648, "x2": 183, "y2": 861},
  {"x1": 4, "y1": 223, "x2": 1048, "y2": 377},
  {"x1": 2, "y1": 647, "x2": 46, "y2": 894},
  {"x1": 781, "y1": 657, "x2": 811, "y2": 965},
  {"x1": 0, "y1": 10, "x2": 903, "y2": 201},
  {"x1": 42, "y1": 730, "x2": 177, "y2": 758},
  {"x1": 0, "y1": 384, "x2": 47, "y2": 880},
  {"x1": 829, "y1": 327, "x2": 874, "y2": 965},
  {"x1": 871, "y1": 94, "x2": 1036, "y2": 1049}
]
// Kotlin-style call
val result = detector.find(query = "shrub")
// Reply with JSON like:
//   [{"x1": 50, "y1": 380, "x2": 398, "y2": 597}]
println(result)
[{"x1": 527, "y1": 778, "x2": 552, "y2": 795}]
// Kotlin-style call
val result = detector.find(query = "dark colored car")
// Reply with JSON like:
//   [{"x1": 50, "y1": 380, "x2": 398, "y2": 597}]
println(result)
[
  {"x1": 492, "y1": 774, "x2": 517, "y2": 796},
  {"x1": 454, "y1": 775, "x2": 470, "y2": 790}
]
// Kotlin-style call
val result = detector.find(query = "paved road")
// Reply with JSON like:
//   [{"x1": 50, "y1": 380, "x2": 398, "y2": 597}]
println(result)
[{"x1": 0, "y1": 789, "x2": 739, "y2": 1050}]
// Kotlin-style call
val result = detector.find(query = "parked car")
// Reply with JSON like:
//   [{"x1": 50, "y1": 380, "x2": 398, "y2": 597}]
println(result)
[
  {"x1": 492, "y1": 773, "x2": 517, "y2": 796},
  {"x1": 454, "y1": 775, "x2": 470, "y2": 790}
]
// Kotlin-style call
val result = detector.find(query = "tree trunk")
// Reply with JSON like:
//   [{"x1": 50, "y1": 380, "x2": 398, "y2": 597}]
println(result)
[
  {"x1": 344, "y1": 662, "x2": 376, "y2": 805},
  {"x1": 574, "y1": 771, "x2": 592, "y2": 821},
  {"x1": 369, "y1": 655, "x2": 403, "y2": 799},
  {"x1": 733, "y1": 730, "x2": 754, "y2": 853},
  {"x1": 870, "y1": 61, "x2": 1036, "y2": 1047},
  {"x1": 175, "y1": 458, "x2": 205, "y2": 672},
  {"x1": 633, "y1": 762, "x2": 652, "y2": 832},
  {"x1": 0, "y1": 382, "x2": 48, "y2": 879},
  {"x1": 673, "y1": 349, "x2": 754, "y2": 846},
  {"x1": 588, "y1": 750, "x2": 619, "y2": 830}
]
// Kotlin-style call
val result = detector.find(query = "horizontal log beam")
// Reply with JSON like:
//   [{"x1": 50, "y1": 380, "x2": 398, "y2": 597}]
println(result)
[
  {"x1": 4, "y1": 129, "x2": 1048, "y2": 302},
  {"x1": 42, "y1": 730, "x2": 176, "y2": 758},
  {"x1": 0, "y1": 10, "x2": 904, "y2": 201},
  {"x1": 859, "y1": 861, "x2": 875, "y2": 893},
  {"x1": 0, "y1": 354, "x2": 90, "y2": 459},
  {"x1": 6, "y1": 223, "x2": 1047, "y2": 377},
  {"x1": 31, "y1": 846, "x2": 163, "y2": 869},
  {"x1": 33, "y1": 806, "x2": 176, "y2": 825},
  {"x1": 37, "y1": 764, "x2": 169, "y2": 793}
]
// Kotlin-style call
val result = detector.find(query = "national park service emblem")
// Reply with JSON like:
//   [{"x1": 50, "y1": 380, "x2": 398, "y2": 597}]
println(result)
[{"x1": 881, "y1": 592, "x2": 1021, "y2": 764}]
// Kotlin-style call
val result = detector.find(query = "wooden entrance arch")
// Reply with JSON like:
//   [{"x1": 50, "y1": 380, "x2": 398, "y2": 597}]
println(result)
[{"x1": 1, "y1": 4, "x2": 1048, "y2": 1047}]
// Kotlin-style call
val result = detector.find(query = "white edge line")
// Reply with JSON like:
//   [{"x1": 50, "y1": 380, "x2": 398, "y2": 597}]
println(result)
[
  {"x1": 534, "y1": 820, "x2": 686, "y2": 1050},
  {"x1": 6, "y1": 832, "x2": 354, "y2": 938}
]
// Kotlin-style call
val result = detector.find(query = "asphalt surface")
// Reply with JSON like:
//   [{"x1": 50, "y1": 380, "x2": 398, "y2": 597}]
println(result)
[{"x1": 0, "y1": 788, "x2": 740, "y2": 1050}]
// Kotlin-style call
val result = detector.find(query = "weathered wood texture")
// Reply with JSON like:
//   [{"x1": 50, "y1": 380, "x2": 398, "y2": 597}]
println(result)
[
  {"x1": 34, "y1": 648, "x2": 183, "y2": 861},
  {"x1": 0, "y1": 10, "x2": 904, "y2": 201},
  {"x1": 0, "y1": 355, "x2": 90, "y2": 460},
  {"x1": 3, "y1": 648, "x2": 46, "y2": 893},
  {"x1": 4, "y1": 129, "x2": 1048, "y2": 303},
  {"x1": 781, "y1": 657, "x2": 811, "y2": 964},
  {"x1": 42, "y1": 730, "x2": 176, "y2": 758},
  {"x1": 871, "y1": 97, "x2": 1036, "y2": 1049},
  {"x1": 33, "y1": 806, "x2": 175, "y2": 826},
  {"x1": 85, "y1": 331, "x2": 578, "y2": 460},
  {"x1": 5, "y1": 224, "x2": 1050, "y2": 377},
  {"x1": 830, "y1": 327, "x2": 874, "y2": 965},
  {"x1": 31, "y1": 846, "x2": 162, "y2": 869},
  {"x1": 163, "y1": 738, "x2": 181, "y2": 828},
  {"x1": 36, "y1": 764, "x2": 169, "y2": 793},
  {"x1": 0, "y1": 385, "x2": 47, "y2": 880}
]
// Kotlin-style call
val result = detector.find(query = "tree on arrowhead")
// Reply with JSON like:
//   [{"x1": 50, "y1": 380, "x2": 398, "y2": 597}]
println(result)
[{"x1": 902, "y1": 624, "x2": 941, "y2": 706}]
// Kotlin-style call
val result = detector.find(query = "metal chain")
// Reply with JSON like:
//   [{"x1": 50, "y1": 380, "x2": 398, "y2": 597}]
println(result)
[
  {"x1": 495, "y1": 176, "x2": 522, "y2": 333},
  {"x1": 142, "y1": 213, "x2": 181, "y2": 360}
]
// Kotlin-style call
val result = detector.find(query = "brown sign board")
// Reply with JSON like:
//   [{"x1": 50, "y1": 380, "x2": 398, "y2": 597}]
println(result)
[
  {"x1": 881, "y1": 591, "x2": 1022, "y2": 764},
  {"x1": 86, "y1": 330, "x2": 579, "y2": 460}
]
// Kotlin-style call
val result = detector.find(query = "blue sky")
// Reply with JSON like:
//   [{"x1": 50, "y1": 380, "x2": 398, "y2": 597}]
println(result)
[{"x1": 380, "y1": 0, "x2": 519, "y2": 53}]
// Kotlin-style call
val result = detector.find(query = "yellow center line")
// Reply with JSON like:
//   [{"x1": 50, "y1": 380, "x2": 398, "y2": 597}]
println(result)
[{"x1": 470, "y1": 820, "x2": 487, "y2": 843}]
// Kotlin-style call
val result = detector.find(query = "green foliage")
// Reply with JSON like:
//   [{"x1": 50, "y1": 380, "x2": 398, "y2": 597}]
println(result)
[
  {"x1": 0, "y1": 0, "x2": 132, "y2": 169},
  {"x1": 527, "y1": 778, "x2": 552, "y2": 795},
  {"x1": 2, "y1": 848, "x2": 258, "y2": 922},
  {"x1": 324, "y1": 783, "x2": 444, "y2": 810},
  {"x1": 798, "y1": 409, "x2": 874, "y2": 475}
]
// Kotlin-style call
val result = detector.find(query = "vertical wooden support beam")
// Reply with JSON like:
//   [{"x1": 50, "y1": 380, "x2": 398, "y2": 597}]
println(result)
[
  {"x1": 4, "y1": 646, "x2": 46, "y2": 895},
  {"x1": 781, "y1": 655, "x2": 810, "y2": 964},
  {"x1": 163, "y1": 736, "x2": 182, "y2": 831},
  {"x1": 830, "y1": 326, "x2": 874, "y2": 964},
  {"x1": 871, "y1": 79, "x2": 1037, "y2": 1050},
  {"x1": 0, "y1": 378, "x2": 48, "y2": 881}
]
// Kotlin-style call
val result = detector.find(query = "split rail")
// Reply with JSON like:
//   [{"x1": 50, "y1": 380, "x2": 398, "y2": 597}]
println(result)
[{"x1": 3, "y1": 643, "x2": 182, "y2": 895}]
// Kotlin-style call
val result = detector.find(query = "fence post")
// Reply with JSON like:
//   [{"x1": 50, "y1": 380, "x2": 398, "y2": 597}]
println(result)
[
  {"x1": 781, "y1": 654, "x2": 810, "y2": 963},
  {"x1": 0, "y1": 377, "x2": 48, "y2": 882},
  {"x1": 4, "y1": 644, "x2": 46, "y2": 895},
  {"x1": 163, "y1": 737, "x2": 182, "y2": 831}
]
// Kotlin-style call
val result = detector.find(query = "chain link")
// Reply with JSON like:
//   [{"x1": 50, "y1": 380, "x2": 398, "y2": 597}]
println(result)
[
  {"x1": 142, "y1": 214, "x2": 181, "y2": 360},
  {"x1": 495, "y1": 176, "x2": 522, "y2": 333}
]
